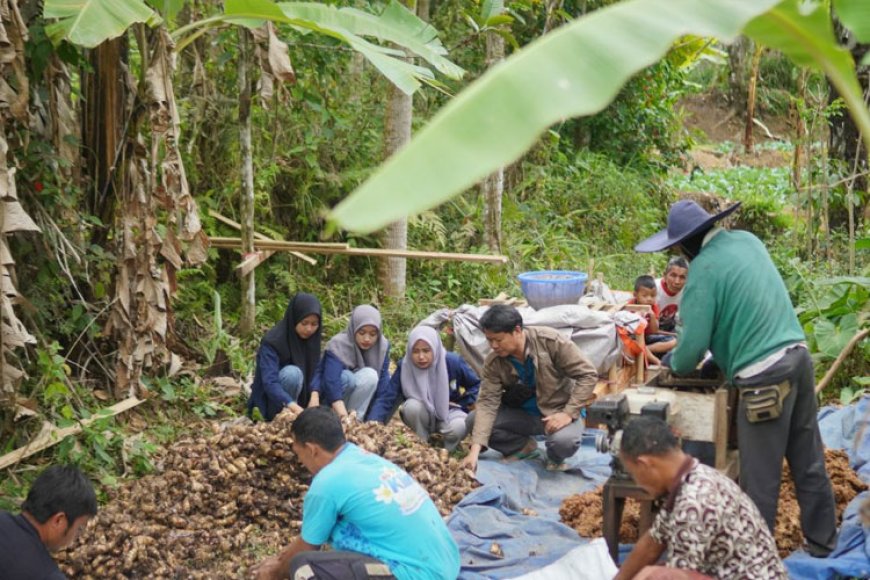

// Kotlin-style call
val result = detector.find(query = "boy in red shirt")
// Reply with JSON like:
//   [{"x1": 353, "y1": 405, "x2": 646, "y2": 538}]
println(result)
[{"x1": 630, "y1": 275, "x2": 677, "y2": 364}]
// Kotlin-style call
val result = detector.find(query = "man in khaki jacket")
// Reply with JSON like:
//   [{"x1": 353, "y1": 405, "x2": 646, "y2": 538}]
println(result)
[{"x1": 461, "y1": 305, "x2": 598, "y2": 471}]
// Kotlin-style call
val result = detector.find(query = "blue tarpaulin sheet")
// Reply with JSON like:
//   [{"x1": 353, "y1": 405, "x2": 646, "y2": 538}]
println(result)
[
  {"x1": 450, "y1": 395, "x2": 870, "y2": 579},
  {"x1": 449, "y1": 434, "x2": 614, "y2": 578},
  {"x1": 784, "y1": 394, "x2": 870, "y2": 580}
]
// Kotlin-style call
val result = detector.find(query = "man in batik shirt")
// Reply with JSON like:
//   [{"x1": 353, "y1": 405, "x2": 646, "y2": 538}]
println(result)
[{"x1": 614, "y1": 417, "x2": 786, "y2": 580}]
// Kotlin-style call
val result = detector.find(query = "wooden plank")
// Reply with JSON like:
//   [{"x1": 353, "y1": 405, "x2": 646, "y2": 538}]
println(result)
[
  {"x1": 669, "y1": 391, "x2": 716, "y2": 442},
  {"x1": 209, "y1": 210, "x2": 316, "y2": 266},
  {"x1": 479, "y1": 292, "x2": 510, "y2": 305},
  {"x1": 635, "y1": 332, "x2": 646, "y2": 384},
  {"x1": 479, "y1": 294, "x2": 528, "y2": 307},
  {"x1": 625, "y1": 388, "x2": 718, "y2": 441},
  {"x1": 723, "y1": 450, "x2": 740, "y2": 480},
  {"x1": 593, "y1": 378, "x2": 611, "y2": 398},
  {"x1": 209, "y1": 237, "x2": 508, "y2": 264},
  {"x1": 237, "y1": 252, "x2": 268, "y2": 277},
  {"x1": 0, "y1": 397, "x2": 144, "y2": 470},
  {"x1": 622, "y1": 303, "x2": 652, "y2": 315},
  {"x1": 714, "y1": 387, "x2": 729, "y2": 471}
]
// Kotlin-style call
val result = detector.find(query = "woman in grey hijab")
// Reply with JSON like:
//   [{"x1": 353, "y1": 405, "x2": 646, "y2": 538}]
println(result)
[
  {"x1": 319, "y1": 305, "x2": 391, "y2": 419},
  {"x1": 379, "y1": 326, "x2": 479, "y2": 451}
]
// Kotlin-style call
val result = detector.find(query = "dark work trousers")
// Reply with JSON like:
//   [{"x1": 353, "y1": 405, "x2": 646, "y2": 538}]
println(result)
[
  {"x1": 733, "y1": 346, "x2": 837, "y2": 553},
  {"x1": 289, "y1": 551, "x2": 395, "y2": 580},
  {"x1": 466, "y1": 406, "x2": 584, "y2": 463}
]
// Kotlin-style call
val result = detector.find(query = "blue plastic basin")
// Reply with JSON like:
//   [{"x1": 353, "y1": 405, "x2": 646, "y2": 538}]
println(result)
[{"x1": 518, "y1": 270, "x2": 588, "y2": 310}]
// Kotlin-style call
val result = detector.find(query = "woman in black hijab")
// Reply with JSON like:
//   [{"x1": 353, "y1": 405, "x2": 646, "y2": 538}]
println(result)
[{"x1": 246, "y1": 293, "x2": 322, "y2": 421}]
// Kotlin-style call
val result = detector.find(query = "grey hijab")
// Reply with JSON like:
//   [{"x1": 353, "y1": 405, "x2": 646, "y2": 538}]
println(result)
[
  {"x1": 400, "y1": 326, "x2": 449, "y2": 421},
  {"x1": 326, "y1": 305, "x2": 389, "y2": 373}
]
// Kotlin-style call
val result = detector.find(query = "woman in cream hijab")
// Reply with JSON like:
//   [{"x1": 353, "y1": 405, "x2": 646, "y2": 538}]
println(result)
[
  {"x1": 388, "y1": 326, "x2": 480, "y2": 451},
  {"x1": 317, "y1": 305, "x2": 391, "y2": 419}
]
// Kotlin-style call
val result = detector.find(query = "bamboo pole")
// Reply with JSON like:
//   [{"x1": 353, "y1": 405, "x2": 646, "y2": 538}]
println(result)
[
  {"x1": 208, "y1": 236, "x2": 508, "y2": 264},
  {"x1": 209, "y1": 237, "x2": 349, "y2": 251},
  {"x1": 208, "y1": 210, "x2": 316, "y2": 266}
]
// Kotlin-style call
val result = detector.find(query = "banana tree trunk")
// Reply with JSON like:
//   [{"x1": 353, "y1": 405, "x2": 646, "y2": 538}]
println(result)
[
  {"x1": 83, "y1": 37, "x2": 126, "y2": 249},
  {"x1": 0, "y1": 0, "x2": 37, "y2": 412},
  {"x1": 107, "y1": 28, "x2": 207, "y2": 397},
  {"x1": 239, "y1": 28, "x2": 256, "y2": 336},
  {"x1": 482, "y1": 31, "x2": 505, "y2": 253}
]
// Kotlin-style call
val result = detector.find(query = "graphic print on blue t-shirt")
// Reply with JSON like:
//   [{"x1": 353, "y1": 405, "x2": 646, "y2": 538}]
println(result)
[
  {"x1": 300, "y1": 443, "x2": 460, "y2": 580},
  {"x1": 373, "y1": 466, "x2": 427, "y2": 515}
]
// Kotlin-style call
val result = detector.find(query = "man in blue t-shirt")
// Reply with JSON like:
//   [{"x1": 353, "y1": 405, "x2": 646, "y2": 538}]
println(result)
[{"x1": 252, "y1": 407, "x2": 460, "y2": 580}]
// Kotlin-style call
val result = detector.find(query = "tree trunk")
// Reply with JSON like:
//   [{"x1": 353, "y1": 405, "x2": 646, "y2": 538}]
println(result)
[
  {"x1": 82, "y1": 37, "x2": 126, "y2": 248},
  {"x1": 821, "y1": 142, "x2": 832, "y2": 260},
  {"x1": 379, "y1": 78, "x2": 411, "y2": 298},
  {"x1": 791, "y1": 69, "x2": 807, "y2": 242},
  {"x1": 239, "y1": 29, "x2": 256, "y2": 336},
  {"x1": 727, "y1": 36, "x2": 754, "y2": 112},
  {"x1": 482, "y1": 31, "x2": 505, "y2": 253},
  {"x1": 743, "y1": 45, "x2": 763, "y2": 153},
  {"x1": 378, "y1": 0, "x2": 418, "y2": 300},
  {"x1": 417, "y1": 0, "x2": 430, "y2": 22},
  {"x1": 828, "y1": 21, "x2": 870, "y2": 226}
]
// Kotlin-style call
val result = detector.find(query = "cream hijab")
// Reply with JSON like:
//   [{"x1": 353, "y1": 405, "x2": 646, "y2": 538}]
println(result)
[
  {"x1": 326, "y1": 305, "x2": 389, "y2": 373},
  {"x1": 400, "y1": 326, "x2": 449, "y2": 421}
]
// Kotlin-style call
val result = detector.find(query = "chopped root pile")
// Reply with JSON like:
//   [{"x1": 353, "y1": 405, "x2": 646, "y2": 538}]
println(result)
[{"x1": 57, "y1": 414, "x2": 477, "y2": 578}]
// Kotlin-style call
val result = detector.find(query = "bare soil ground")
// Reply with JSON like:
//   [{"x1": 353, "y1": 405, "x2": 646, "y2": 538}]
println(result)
[
  {"x1": 678, "y1": 93, "x2": 793, "y2": 172},
  {"x1": 560, "y1": 449, "x2": 866, "y2": 556}
]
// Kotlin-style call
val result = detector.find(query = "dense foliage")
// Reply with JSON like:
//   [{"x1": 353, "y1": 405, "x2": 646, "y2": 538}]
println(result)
[{"x1": 0, "y1": 0, "x2": 865, "y2": 505}]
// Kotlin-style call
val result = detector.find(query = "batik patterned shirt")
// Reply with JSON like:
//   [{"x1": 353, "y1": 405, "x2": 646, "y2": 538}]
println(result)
[{"x1": 649, "y1": 460, "x2": 787, "y2": 579}]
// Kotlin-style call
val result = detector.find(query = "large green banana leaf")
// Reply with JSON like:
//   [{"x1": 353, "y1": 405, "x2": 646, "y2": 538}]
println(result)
[
  {"x1": 329, "y1": 0, "x2": 868, "y2": 234},
  {"x1": 180, "y1": 0, "x2": 463, "y2": 96},
  {"x1": 279, "y1": 1, "x2": 464, "y2": 79},
  {"x1": 833, "y1": 0, "x2": 870, "y2": 43},
  {"x1": 44, "y1": 0, "x2": 161, "y2": 47}
]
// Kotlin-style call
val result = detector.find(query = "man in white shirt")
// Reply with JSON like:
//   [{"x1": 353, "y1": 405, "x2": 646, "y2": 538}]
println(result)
[{"x1": 655, "y1": 256, "x2": 688, "y2": 332}]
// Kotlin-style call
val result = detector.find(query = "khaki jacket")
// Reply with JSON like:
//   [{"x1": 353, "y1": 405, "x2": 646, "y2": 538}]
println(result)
[{"x1": 471, "y1": 326, "x2": 598, "y2": 447}]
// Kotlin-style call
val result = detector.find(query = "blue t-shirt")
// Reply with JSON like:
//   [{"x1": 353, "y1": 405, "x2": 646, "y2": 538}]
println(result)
[{"x1": 301, "y1": 443, "x2": 460, "y2": 580}]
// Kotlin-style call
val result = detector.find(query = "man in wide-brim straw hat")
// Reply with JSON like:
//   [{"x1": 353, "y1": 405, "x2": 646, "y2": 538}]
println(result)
[{"x1": 635, "y1": 199, "x2": 838, "y2": 559}]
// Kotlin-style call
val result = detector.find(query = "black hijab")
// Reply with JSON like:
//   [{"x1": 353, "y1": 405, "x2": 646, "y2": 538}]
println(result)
[{"x1": 262, "y1": 293, "x2": 322, "y2": 391}]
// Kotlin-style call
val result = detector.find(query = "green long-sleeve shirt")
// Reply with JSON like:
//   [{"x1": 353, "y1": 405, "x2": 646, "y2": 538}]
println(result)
[{"x1": 670, "y1": 230, "x2": 805, "y2": 382}]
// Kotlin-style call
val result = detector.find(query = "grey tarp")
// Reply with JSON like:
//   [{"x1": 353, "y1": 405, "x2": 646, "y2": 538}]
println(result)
[{"x1": 419, "y1": 304, "x2": 622, "y2": 375}]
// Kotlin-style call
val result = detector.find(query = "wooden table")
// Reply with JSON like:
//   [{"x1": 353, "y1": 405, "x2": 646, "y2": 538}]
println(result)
[{"x1": 602, "y1": 477, "x2": 657, "y2": 563}]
